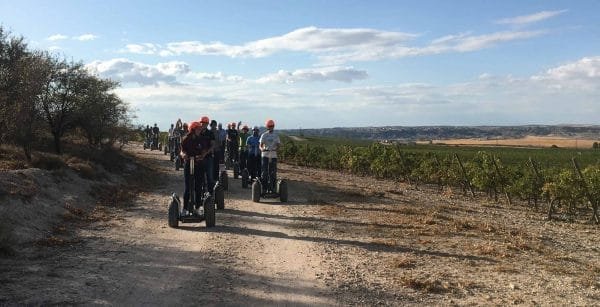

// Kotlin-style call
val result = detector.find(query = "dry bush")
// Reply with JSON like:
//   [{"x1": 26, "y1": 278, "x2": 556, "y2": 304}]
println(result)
[
  {"x1": 91, "y1": 184, "x2": 139, "y2": 208},
  {"x1": 400, "y1": 275, "x2": 453, "y2": 293},
  {"x1": 31, "y1": 153, "x2": 66, "y2": 170},
  {"x1": 0, "y1": 145, "x2": 28, "y2": 170},
  {"x1": 65, "y1": 157, "x2": 98, "y2": 179},
  {"x1": 392, "y1": 255, "x2": 416, "y2": 269},
  {"x1": 471, "y1": 242, "x2": 513, "y2": 258}
]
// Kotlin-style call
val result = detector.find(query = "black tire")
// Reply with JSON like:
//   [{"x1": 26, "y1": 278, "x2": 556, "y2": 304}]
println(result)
[
  {"x1": 168, "y1": 199, "x2": 179, "y2": 228},
  {"x1": 252, "y1": 181, "x2": 261, "y2": 203},
  {"x1": 220, "y1": 171, "x2": 228, "y2": 191},
  {"x1": 241, "y1": 169, "x2": 249, "y2": 188},
  {"x1": 215, "y1": 185, "x2": 225, "y2": 210},
  {"x1": 204, "y1": 194, "x2": 216, "y2": 227},
  {"x1": 278, "y1": 180, "x2": 288, "y2": 202},
  {"x1": 233, "y1": 163, "x2": 240, "y2": 179}
]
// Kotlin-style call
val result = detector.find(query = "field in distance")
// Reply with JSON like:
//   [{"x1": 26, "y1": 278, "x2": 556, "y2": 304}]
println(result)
[{"x1": 418, "y1": 135, "x2": 599, "y2": 149}]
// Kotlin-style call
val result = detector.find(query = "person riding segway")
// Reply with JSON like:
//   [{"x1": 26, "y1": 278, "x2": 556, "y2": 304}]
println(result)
[
  {"x1": 150, "y1": 123, "x2": 160, "y2": 150},
  {"x1": 246, "y1": 126, "x2": 261, "y2": 181},
  {"x1": 252, "y1": 119, "x2": 288, "y2": 202},
  {"x1": 239, "y1": 124, "x2": 251, "y2": 188},
  {"x1": 167, "y1": 121, "x2": 215, "y2": 228},
  {"x1": 226, "y1": 122, "x2": 241, "y2": 178}
]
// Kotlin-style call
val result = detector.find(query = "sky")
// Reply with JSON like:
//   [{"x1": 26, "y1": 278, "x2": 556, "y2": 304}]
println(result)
[{"x1": 1, "y1": 0, "x2": 600, "y2": 129}]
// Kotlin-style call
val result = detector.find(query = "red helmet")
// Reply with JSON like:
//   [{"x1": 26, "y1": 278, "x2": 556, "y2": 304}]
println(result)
[
  {"x1": 242, "y1": 125, "x2": 249, "y2": 131},
  {"x1": 265, "y1": 119, "x2": 275, "y2": 128},
  {"x1": 188, "y1": 121, "x2": 201, "y2": 132},
  {"x1": 199, "y1": 116, "x2": 210, "y2": 124}
]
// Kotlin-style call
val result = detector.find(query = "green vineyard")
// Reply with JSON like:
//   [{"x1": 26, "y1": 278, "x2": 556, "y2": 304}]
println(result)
[{"x1": 280, "y1": 136, "x2": 600, "y2": 224}]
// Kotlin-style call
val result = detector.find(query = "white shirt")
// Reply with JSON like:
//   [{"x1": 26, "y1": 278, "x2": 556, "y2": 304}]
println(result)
[
  {"x1": 168, "y1": 127, "x2": 174, "y2": 137},
  {"x1": 259, "y1": 131, "x2": 280, "y2": 158}
]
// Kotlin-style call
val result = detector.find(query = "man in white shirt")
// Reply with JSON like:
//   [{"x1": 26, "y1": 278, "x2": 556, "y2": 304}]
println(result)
[{"x1": 259, "y1": 119, "x2": 280, "y2": 191}]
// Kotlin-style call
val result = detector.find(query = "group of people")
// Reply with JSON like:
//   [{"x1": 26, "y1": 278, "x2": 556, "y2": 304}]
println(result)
[
  {"x1": 143, "y1": 123, "x2": 161, "y2": 149},
  {"x1": 171, "y1": 116, "x2": 280, "y2": 214}
]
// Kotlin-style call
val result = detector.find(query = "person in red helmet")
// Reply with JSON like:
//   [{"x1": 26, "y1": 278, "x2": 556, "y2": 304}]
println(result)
[
  {"x1": 180, "y1": 118, "x2": 215, "y2": 214},
  {"x1": 259, "y1": 119, "x2": 281, "y2": 191},
  {"x1": 198, "y1": 116, "x2": 215, "y2": 192}
]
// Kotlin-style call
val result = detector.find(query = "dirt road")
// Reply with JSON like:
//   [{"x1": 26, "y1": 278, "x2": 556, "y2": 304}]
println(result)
[{"x1": 1, "y1": 144, "x2": 598, "y2": 305}]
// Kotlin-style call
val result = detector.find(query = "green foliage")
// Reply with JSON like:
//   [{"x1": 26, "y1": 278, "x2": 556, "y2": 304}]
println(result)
[{"x1": 279, "y1": 135, "x2": 600, "y2": 222}]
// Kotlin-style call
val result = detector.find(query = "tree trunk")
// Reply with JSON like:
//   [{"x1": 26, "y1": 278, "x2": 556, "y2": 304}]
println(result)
[
  {"x1": 22, "y1": 144, "x2": 32, "y2": 162},
  {"x1": 53, "y1": 132, "x2": 62, "y2": 154}
]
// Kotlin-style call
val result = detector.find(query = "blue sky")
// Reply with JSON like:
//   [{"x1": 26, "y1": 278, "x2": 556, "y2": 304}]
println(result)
[{"x1": 1, "y1": 0, "x2": 599, "y2": 129}]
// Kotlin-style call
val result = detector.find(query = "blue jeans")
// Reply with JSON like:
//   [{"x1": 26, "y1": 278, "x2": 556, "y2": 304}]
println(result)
[{"x1": 261, "y1": 157, "x2": 277, "y2": 191}]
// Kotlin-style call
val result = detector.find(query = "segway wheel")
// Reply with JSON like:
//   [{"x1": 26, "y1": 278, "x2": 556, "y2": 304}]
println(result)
[
  {"x1": 241, "y1": 169, "x2": 249, "y2": 189},
  {"x1": 252, "y1": 181, "x2": 261, "y2": 203},
  {"x1": 204, "y1": 194, "x2": 216, "y2": 227},
  {"x1": 278, "y1": 180, "x2": 288, "y2": 202},
  {"x1": 168, "y1": 199, "x2": 179, "y2": 228},
  {"x1": 233, "y1": 162, "x2": 240, "y2": 179},
  {"x1": 215, "y1": 185, "x2": 225, "y2": 210},
  {"x1": 220, "y1": 171, "x2": 228, "y2": 191}
]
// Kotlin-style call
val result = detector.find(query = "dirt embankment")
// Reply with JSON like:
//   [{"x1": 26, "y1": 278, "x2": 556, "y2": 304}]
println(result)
[{"x1": 1, "y1": 143, "x2": 598, "y2": 305}]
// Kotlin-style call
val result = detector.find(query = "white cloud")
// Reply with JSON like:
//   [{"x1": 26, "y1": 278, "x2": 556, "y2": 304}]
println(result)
[
  {"x1": 318, "y1": 30, "x2": 545, "y2": 63},
  {"x1": 185, "y1": 72, "x2": 245, "y2": 83},
  {"x1": 531, "y1": 56, "x2": 600, "y2": 90},
  {"x1": 495, "y1": 10, "x2": 568, "y2": 26},
  {"x1": 123, "y1": 43, "x2": 159, "y2": 54},
  {"x1": 123, "y1": 26, "x2": 546, "y2": 64},
  {"x1": 116, "y1": 56, "x2": 600, "y2": 128},
  {"x1": 124, "y1": 26, "x2": 418, "y2": 59},
  {"x1": 73, "y1": 34, "x2": 98, "y2": 41},
  {"x1": 47, "y1": 46, "x2": 62, "y2": 51},
  {"x1": 47, "y1": 34, "x2": 68, "y2": 41},
  {"x1": 257, "y1": 66, "x2": 368, "y2": 84},
  {"x1": 85, "y1": 58, "x2": 190, "y2": 85}
]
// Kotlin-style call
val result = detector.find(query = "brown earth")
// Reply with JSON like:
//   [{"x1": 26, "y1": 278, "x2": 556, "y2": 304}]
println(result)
[{"x1": 0, "y1": 143, "x2": 598, "y2": 305}]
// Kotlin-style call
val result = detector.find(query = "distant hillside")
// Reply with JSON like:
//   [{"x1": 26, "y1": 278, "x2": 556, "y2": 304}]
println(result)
[{"x1": 281, "y1": 125, "x2": 600, "y2": 141}]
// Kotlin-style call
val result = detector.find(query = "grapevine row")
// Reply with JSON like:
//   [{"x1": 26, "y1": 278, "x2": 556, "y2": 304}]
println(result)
[{"x1": 280, "y1": 140, "x2": 600, "y2": 224}]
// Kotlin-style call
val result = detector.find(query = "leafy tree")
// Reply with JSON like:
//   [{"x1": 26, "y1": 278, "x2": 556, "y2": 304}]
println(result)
[{"x1": 39, "y1": 58, "x2": 88, "y2": 154}]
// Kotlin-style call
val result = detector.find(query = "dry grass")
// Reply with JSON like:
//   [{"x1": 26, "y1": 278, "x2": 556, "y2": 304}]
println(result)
[
  {"x1": 31, "y1": 153, "x2": 66, "y2": 170},
  {"x1": 392, "y1": 255, "x2": 417, "y2": 269},
  {"x1": 0, "y1": 145, "x2": 28, "y2": 170},
  {"x1": 400, "y1": 274, "x2": 455, "y2": 293},
  {"x1": 65, "y1": 156, "x2": 99, "y2": 179}
]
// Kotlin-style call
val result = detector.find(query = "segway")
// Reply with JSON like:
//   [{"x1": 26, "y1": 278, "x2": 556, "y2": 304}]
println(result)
[
  {"x1": 143, "y1": 136, "x2": 151, "y2": 150},
  {"x1": 168, "y1": 158, "x2": 216, "y2": 228},
  {"x1": 218, "y1": 163, "x2": 228, "y2": 191},
  {"x1": 251, "y1": 157, "x2": 288, "y2": 203}
]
